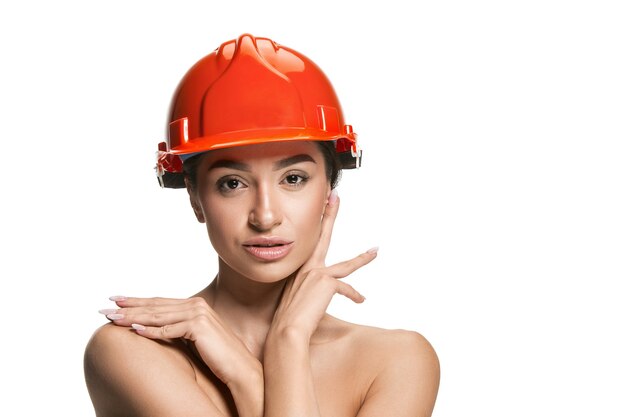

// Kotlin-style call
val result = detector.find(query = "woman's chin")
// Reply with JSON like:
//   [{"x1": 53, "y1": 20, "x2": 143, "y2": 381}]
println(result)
[
  {"x1": 241, "y1": 264, "x2": 300, "y2": 284},
  {"x1": 220, "y1": 257, "x2": 301, "y2": 284}
]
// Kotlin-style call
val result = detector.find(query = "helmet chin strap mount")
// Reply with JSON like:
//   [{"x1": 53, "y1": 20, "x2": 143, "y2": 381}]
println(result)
[{"x1": 337, "y1": 143, "x2": 362, "y2": 169}]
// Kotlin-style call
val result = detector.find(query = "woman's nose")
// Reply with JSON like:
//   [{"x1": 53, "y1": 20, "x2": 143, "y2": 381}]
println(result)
[{"x1": 248, "y1": 185, "x2": 282, "y2": 231}]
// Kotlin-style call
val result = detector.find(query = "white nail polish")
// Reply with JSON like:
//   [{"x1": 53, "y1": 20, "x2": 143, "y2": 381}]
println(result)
[{"x1": 366, "y1": 246, "x2": 379, "y2": 254}]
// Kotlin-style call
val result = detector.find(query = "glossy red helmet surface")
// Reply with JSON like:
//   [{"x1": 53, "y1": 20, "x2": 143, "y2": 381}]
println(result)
[{"x1": 156, "y1": 34, "x2": 360, "y2": 188}]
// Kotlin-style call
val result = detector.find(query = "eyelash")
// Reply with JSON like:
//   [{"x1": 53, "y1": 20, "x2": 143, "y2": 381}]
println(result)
[
  {"x1": 281, "y1": 173, "x2": 310, "y2": 188},
  {"x1": 216, "y1": 173, "x2": 310, "y2": 194},
  {"x1": 217, "y1": 176, "x2": 247, "y2": 193}
]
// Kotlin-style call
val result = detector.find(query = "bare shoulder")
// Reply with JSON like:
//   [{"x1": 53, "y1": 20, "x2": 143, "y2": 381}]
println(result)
[
  {"x1": 325, "y1": 318, "x2": 440, "y2": 417},
  {"x1": 322, "y1": 317, "x2": 438, "y2": 372},
  {"x1": 350, "y1": 323, "x2": 439, "y2": 379},
  {"x1": 84, "y1": 322, "x2": 193, "y2": 381},
  {"x1": 84, "y1": 324, "x2": 213, "y2": 417},
  {"x1": 356, "y1": 323, "x2": 435, "y2": 351}
]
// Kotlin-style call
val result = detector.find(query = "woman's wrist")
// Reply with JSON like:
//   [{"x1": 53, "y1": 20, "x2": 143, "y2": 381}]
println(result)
[
  {"x1": 264, "y1": 325, "x2": 312, "y2": 377},
  {"x1": 266, "y1": 323, "x2": 311, "y2": 349},
  {"x1": 226, "y1": 361, "x2": 264, "y2": 417},
  {"x1": 226, "y1": 357, "x2": 264, "y2": 389}
]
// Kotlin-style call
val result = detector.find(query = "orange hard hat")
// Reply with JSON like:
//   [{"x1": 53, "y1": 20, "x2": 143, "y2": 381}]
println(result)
[{"x1": 156, "y1": 33, "x2": 361, "y2": 188}]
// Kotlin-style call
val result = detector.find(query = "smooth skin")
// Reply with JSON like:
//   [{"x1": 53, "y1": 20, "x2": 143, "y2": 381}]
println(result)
[{"x1": 84, "y1": 142, "x2": 440, "y2": 417}]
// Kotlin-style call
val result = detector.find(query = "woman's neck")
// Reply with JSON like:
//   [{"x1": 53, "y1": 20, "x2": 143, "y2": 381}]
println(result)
[{"x1": 195, "y1": 258, "x2": 290, "y2": 359}]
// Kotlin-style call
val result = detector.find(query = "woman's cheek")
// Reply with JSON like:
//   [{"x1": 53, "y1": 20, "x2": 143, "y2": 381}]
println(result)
[
  {"x1": 204, "y1": 198, "x2": 241, "y2": 245},
  {"x1": 293, "y1": 193, "x2": 326, "y2": 242}
]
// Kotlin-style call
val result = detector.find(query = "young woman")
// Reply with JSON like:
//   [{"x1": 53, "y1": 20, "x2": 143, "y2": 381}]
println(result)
[{"x1": 84, "y1": 34, "x2": 440, "y2": 417}]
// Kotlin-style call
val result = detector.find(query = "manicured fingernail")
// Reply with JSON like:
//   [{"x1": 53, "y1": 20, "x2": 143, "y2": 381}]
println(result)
[
  {"x1": 107, "y1": 313, "x2": 124, "y2": 320},
  {"x1": 132, "y1": 323, "x2": 146, "y2": 331},
  {"x1": 328, "y1": 189, "x2": 339, "y2": 206},
  {"x1": 98, "y1": 309, "x2": 118, "y2": 315},
  {"x1": 366, "y1": 246, "x2": 379, "y2": 254},
  {"x1": 109, "y1": 295, "x2": 127, "y2": 302}
]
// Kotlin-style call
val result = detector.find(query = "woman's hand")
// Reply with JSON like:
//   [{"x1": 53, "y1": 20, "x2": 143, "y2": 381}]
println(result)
[
  {"x1": 101, "y1": 296, "x2": 262, "y2": 388},
  {"x1": 269, "y1": 191, "x2": 378, "y2": 342}
]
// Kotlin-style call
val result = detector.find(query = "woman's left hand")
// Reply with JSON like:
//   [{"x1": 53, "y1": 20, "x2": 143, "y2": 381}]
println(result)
[
  {"x1": 101, "y1": 296, "x2": 262, "y2": 388},
  {"x1": 268, "y1": 192, "x2": 378, "y2": 342}
]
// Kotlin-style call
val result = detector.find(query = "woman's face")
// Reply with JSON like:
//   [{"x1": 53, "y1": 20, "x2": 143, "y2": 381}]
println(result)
[{"x1": 188, "y1": 141, "x2": 331, "y2": 283}]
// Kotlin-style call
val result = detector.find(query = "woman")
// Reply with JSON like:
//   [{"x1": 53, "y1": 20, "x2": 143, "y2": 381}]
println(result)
[{"x1": 84, "y1": 34, "x2": 440, "y2": 417}]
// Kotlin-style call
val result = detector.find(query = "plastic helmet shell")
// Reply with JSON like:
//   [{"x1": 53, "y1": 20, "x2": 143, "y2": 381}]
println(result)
[{"x1": 156, "y1": 34, "x2": 360, "y2": 188}]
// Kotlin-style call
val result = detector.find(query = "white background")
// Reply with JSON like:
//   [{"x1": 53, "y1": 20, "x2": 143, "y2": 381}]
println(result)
[{"x1": 1, "y1": 1, "x2": 624, "y2": 415}]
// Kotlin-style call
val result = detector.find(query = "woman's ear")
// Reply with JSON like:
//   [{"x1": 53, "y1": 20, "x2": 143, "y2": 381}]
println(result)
[{"x1": 185, "y1": 177, "x2": 206, "y2": 223}]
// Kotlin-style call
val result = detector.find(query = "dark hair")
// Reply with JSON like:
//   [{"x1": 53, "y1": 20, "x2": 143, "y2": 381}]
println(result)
[
  {"x1": 315, "y1": 140, "x2": 342, "y2": 189},
  {"x1": 184, "y1": 141, "x2": 342, "y2": 191}
]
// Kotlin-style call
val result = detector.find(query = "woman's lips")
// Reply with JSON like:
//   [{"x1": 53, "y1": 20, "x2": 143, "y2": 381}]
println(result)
[{"x1": 242, "y1": 237, "x2": 294, "y2": 262}]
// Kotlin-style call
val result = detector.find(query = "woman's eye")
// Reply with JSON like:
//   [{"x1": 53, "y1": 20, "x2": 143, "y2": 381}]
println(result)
[
  {"x1": 218, "y1": 178, "x2": 245, "y2": 192},
  {"x1": 286, "y1": 175, "x2": 301, "y2": 184},
  {"x1": 226, "y1": 179, "x2": 240, "y2": 189},
  {"x1": 282, "y1": 174, "x2": 309, "y2": 187}
]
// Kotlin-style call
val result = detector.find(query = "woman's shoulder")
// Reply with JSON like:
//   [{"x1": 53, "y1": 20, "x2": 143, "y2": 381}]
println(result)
[
  {"x1": 322, "y1": 316, "x2": 439, "y2": 386},
  {"x1": 358, "y1": 324, "x2": 439, "y2": 380},
  {"x1": 323, "y1": 317, "x2": 440, "y2": 414},
  {"x1": 322, "y1": 315, "x2": 438, "y2": 362},
  {"x1": 84, "y1": 323, "x2": 202, "y2": 416},
  {"x1": 84, "y1": 322, "x2": 192, "y2": 370}
]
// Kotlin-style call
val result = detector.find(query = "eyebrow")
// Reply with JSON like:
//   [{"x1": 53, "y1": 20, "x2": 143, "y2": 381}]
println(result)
[
  {"x1": 207, "y1": 154, "x2": 316, "y2": 172},
  {"x1": 273, "y1": 154, "x2": 316, "y2": 170}
]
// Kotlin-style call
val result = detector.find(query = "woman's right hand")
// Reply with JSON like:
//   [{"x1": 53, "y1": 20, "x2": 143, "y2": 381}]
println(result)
[
  {"x1": 269, "y1": 191, "x2": 378, "y2": 342},
  {"x1": 102, "y1": 296, "x2": 262, "y2": 388}
]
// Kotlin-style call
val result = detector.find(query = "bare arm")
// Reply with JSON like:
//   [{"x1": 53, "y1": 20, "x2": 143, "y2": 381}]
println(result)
[
  {"x1": 263, "y1": 328, "x2": 319, "y2": 416},
  {"x1": 263, "y1": 193, "x2": 377, "y2": 417}
]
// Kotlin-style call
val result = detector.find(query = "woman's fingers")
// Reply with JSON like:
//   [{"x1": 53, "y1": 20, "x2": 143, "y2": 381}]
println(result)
[
  {"x1": 109, "y1": 296, "x2": 194, "y2": 308},
  {"x1": 279, "y1": 248, "x2": 376, "y2": 310},
  {"x1": 326, "y1": 247, "x2": 378, "y2": 279},
  {"x1": 130, "y1": 322, "x2": 178, "y2": 339},
  {"x1": 103, "y1": 305, "x2": 209, "y2": 327},
  {"x1": 309, "y1": 249, "x2": 377, "y2": 302},
  {"x1": 334, "y1": 280, "x2": 366, "y2": 303},
  {"x1": 130, "y1": 321, "x2": 191, "y2": 340},
  {"x1": 284, "y1": 248, "x2": 377, "y2": 306},
  {"x1": 100, "y1": 297, "x2": 211, "y2": 326}
]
